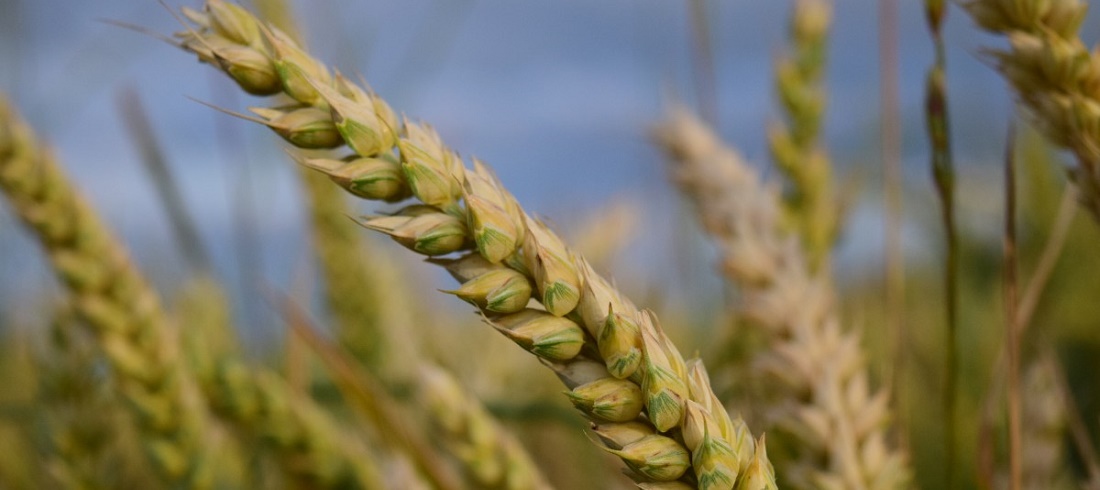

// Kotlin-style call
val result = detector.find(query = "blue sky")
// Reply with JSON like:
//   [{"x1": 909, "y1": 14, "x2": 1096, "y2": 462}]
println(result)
[{"x1": 0, "y1": 0, "x2": 1075, "y2": 331}]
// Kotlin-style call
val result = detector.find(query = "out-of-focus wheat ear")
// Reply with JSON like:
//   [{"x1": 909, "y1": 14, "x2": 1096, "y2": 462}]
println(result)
[
  {"x1": 769, "y1": 0, "x2": 838, "y2": 271},
  {"x1": 0, "y1": 95, "x2": 216, "y2": 487},
  {"x1": 960, "y1": 0, "x2": 1100, "y2": 222},
  {"x1": 655, "y1": 107, "x2": 909, "y2": 489},
  {"x1": 922, "y1": 0, "x2": 961, "y2": 484},
  {"x1": 418, "y1": 365, "x2": 554, "y2": 490},
  {"x1": 36, "y1": 305, "x2": 126, "y2": 488},
  {"x1": 204, "y1": 358, "x2": 387, "y2": 489}
]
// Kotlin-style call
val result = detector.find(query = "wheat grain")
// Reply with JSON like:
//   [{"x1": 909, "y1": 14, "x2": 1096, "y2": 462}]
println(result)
[
  {"x1": 655, "y1": 107, "x2": 908, "y2": 490},
  {"x1": 171, "y1": 2, "x2": 775, "y2": 486}
]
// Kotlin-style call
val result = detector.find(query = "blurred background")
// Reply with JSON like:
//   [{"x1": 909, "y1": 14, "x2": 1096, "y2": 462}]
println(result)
[{"x1": 1, "y1": 1, "x2": 1099, "y2": 489}]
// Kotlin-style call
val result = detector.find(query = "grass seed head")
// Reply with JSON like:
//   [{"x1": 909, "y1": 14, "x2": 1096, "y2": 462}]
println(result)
[
  {"x1": 683, "y1": 401, "x2": 740, "y2": 490},
  {"x1": 249, "y1": 106, "x2": 342, "y2": 149},
  {"x1": 310, "y1": 81, "x2": 391, "y2": 157},
  {"x1": 685, "y1": 359, "x2": 736, "y2": 444},
  {"x1": 603, "y1": 434, "x2": 690, "y2": 482},
  {"x1": 206, "y1": 0, "x2": 262, "y2": 46},
  {"x1": 358, "y1": 208, "x2": 468, "y2": 256},
  {"x1": 639, "y1": 312, "x2": 689, "y2": 433},
  {"x1": 591, "y1": 420, "x2": 655, "y2": 449},
  {"x1": 206, "y1": 41, "x2": 281, "y2": 95},
  {"x1": 464, "y1": 161, "x2": 524, "y2": 263},
  {"x1": 522, "y1": 216, "x2": 581, "y2": 316},
  {"x1": 399, "y1": 121, "x2": 465, "y2": 210},
  {"x1": 444, "y1": 268, "x2": 532, "y2": 314},
  {"x1": 298, "y1": 153, "x2": 410, "y2": 202},
  {"x1": 433, "y1": 252, "x2": 499, "y2": 283},
  {"x1": 565, "y1": 377, "x2": 645, "y2": 422},
  {"x1": 490, "y1": 309, "x2": 585, "y2": 361},
  {"x1": 599, "y1": 306, "x2": 643, "y2": 380},
  {"x1": 734, "y1": 436, "x2": 777, "y2": 490},
  {"x1": 262, "y1": 26, "x2": 331, "y2": 105}
]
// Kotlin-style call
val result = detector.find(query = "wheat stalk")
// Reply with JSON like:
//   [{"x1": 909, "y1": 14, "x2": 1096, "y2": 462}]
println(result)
[
  {"x1": 769, "y1": 0, "x2": 837, "y2": 271},
  {"x1": 170, "y1": 2, "x2": 775, "y2": 487},
  {"x1": 959, "y1": 0, "x2": 1100, "y2": 221},
  {"x1": 0, "y1": 96, "x2": 213, "y2": 487},
  {"x1": 654, "y1": 107, "x2": 908, "y2": 490}
]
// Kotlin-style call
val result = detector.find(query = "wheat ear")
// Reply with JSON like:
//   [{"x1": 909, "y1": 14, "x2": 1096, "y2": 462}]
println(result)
[
  {"x1": 37, "y1": 306, "x2": 121, "y2": 489},
  {"x1": 655, "y1": 108, "x2": 908, "y2": 490},
  {"x1": 203, "y1": 359, "x2": 386, "y2": 488},
  {"x1": 769, "y1": 0, "x2": 837, "y2": 271},
  {"x1": 172, "y1": 277, "x2": 386, "y2": 489},
  {"x1": 959, "y1": 0, "x2": 1100, "y2": 221},
  {"x1": 171, "y1": 2, "x2": 774, "y2": 487},
  {"x1": 0, "y1": 96, "x2": 212, "y2": 487},
  {"x1": 417, "y1": 364, "x2": 553, "y2": 490}
]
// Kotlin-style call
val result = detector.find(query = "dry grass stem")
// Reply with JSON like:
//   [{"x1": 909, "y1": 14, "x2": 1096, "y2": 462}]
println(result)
[
  {"x1": 171, "y1": 2, "x2": 775, "y2": 486},
  {"x1": 1003, "y1": 123, "x2": 1022, "y2": 490},
  {"x1": 922, "y1": 1, "x2": 959, "y2": 485},
  {"x1": 654, "y1": 107, "x2": 909, "y2": 490}
]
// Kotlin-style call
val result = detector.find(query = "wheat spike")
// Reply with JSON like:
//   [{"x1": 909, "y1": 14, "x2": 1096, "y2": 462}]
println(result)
[
  {"x1": 418, "y1": 364, "x2": 553, "y2": 490},
  {"x1": 171, "y1": 2, "x2": 774, "y2": 486},
  {"x1": 172, "y1": 276, "x2": 387, "y2": 489},
  {"x1": 769, "y1": 0, "x2": 838, "y2": 271},
  {"x1": 203, "y1": 361, "x2": 386, "y2": 488},
  {"x1": 959, "y1": 0, "x2": 1100, "y2": 221},
  {"x1": 655, "y1": 108, "x2": 909, "y2": 490},
  {"x1": 0, "y1": 96, "x2": 212, "y2": 487}
]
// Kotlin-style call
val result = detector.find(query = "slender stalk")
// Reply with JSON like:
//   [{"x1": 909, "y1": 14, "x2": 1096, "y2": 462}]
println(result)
[
  {"x1": 923, "y1": 1, "x2": 958, "y2": 486},
  {"x1": 1016, "y1": 186, "x2": 1077, "y2": 328},
  {"x1": 977, "y1": 183, "x2": 1076, "y2": 488},
  {"x1": 117, "y1": 87, "x2": 212, "y2": 272},
  {"x1": 687, "y1": 0, "x2": 717, "y2": 127},
  {"x1": 1043, "y1": 345, "x2": 1100, "y2": 486},
  {"x1": 878, "y1": 0, "x2": 907, "y2": 449},
  {"x1": 1003, "y1": 123, "x2": 1021, "y2": 490}
]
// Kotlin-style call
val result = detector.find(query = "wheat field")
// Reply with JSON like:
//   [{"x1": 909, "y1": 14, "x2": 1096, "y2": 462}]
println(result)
[{"x1": 0, "y1": 0, "x2": 1099, "y2": 489}]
